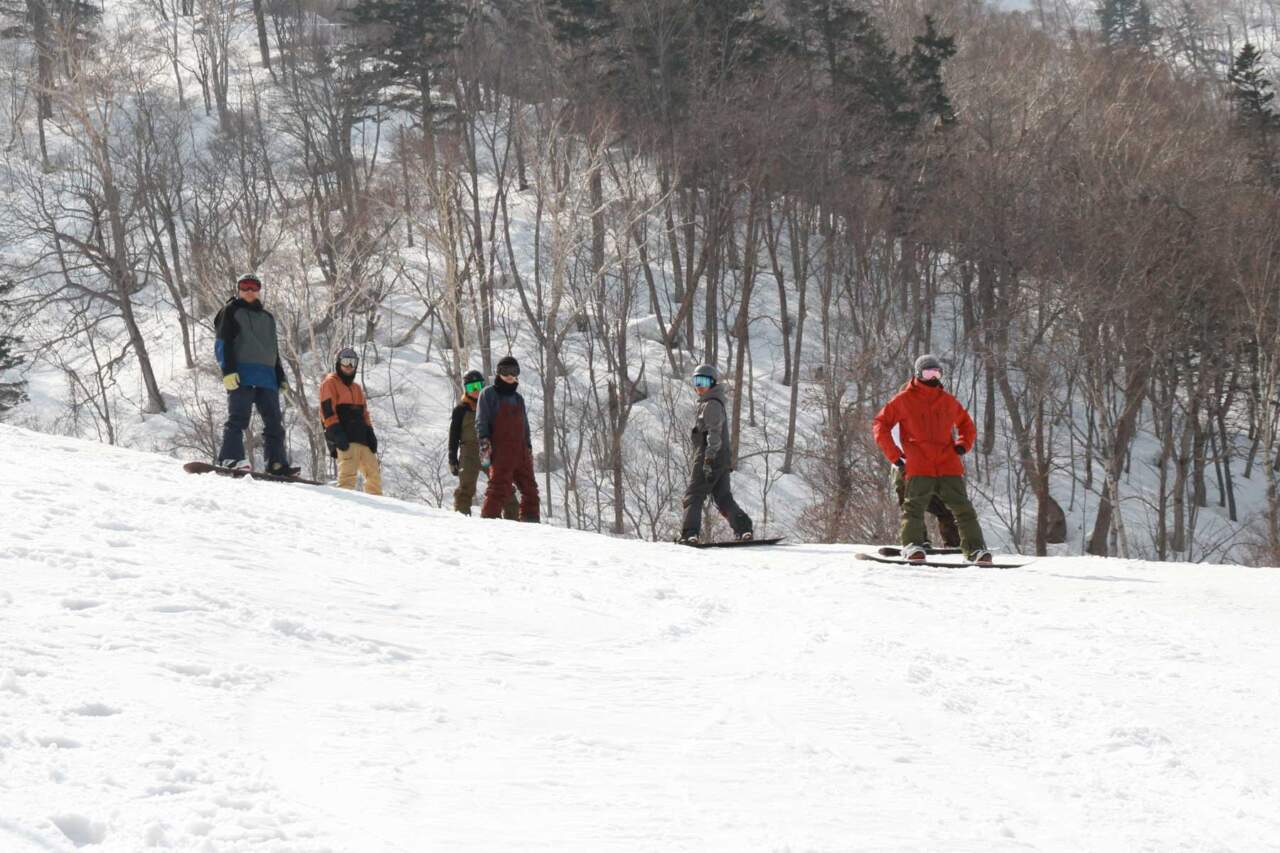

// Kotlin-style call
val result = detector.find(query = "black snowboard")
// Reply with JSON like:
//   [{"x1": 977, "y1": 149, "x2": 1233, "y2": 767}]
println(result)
[
  {"x1": 183, "y1": 461, "x2": 323, "y2": 486},
  {"x1": 855, "y1": 552, "x2": 1025, "y2": 569},
  {"x1": 877, "y1": 545, "x2": 963, "y2": 557},
  {"x1": 679, "y1": 536, "x2": 786, "y2": 549}
]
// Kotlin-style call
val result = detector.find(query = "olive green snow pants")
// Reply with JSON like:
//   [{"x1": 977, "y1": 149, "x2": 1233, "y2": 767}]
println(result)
[{"x1": 900, "y1": 475, "x2": 986, "y2": 557}]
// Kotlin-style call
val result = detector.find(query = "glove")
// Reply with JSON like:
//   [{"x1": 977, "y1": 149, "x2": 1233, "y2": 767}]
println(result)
[
  {"x1": 702, "y1": 456, "x2": 714, "y2": 481},
  {"x1": 449, "y1": 462, "x2": 459, "y2": 477},
  {"x1": 326, "y1": 439, "x2": 337, "y2": 460},
  {"x1": 954, "y1": 444, "x2": 967, "y2": 456},
  {"x1": 894, "y1": 457, "x2": 906, "y2": 470},
  {"x1": 367, "y1": 428, "x2": 378, "y2": 455},
  {"x1": 223, "y1": 373, "x2": 240, "y2": 391},
  {"x1": 479, "y1": 438, "x2": 492, "y2": 470},
  {"x1": 325, "y1": 426, "x2": 350, "y2": 452}
]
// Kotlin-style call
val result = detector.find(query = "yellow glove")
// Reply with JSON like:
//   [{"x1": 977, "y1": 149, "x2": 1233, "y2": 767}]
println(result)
[{"x1": 223, "y1": 373, "x2": 240, "y2": 391}]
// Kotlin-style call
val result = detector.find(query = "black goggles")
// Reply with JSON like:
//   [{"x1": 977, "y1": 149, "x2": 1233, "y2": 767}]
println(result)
[
  {"x1": 498, "y1": 367, "x2": 520, "y2": 378},
  {"x1": 339, "y1": 357, "x2": 358, "y2": 369}
]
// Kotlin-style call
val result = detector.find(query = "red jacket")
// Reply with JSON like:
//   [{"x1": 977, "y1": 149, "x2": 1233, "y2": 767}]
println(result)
[{"x1": 872, "y1": 379, "x2": 976, "y2": 478}]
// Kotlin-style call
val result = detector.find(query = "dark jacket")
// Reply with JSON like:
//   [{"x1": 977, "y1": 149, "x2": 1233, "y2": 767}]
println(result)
[
  {"x1": 690, "y1": 385, "x2": 731, "y2": 463},
  {"x1": 319, "y1": 362, "x2": 376, "y2": 452},
  {"x1": 215, "y1": 298, "x2": 286, "y2": 390},
  {"x1": 475, "y1": 380, "x2": 531, "y2": 456},
  {"x1": 872, "y1": 378, "x2": 975, "y2": 478},
  {"x1": 449, "y1": 395, "x2": 479, "y2": 466}
]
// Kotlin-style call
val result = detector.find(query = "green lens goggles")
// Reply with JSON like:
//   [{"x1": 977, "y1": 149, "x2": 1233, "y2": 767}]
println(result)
[{"x1": 465, "y1": 380, "x2": 484, "y2": 394}]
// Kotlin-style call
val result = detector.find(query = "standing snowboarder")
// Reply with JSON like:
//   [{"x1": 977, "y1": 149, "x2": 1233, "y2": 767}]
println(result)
[
  {"x1": 475, "y1": 356, "x2": 539, "y2": 522},
  {"x1": 214, "y1": 272, "x2": 298, "y2": 476},
  {"x1": 449, "y1": 369, "x2": 517, "y2": 518},
  {"x1": 678, "y1": 365, "x2": 753, "y2": 544},
  {"x1": 318, "y1": 347, "x2": 382, "y2": 495},
  {"x1": 872, "y1": 354, "x2": 991, "y2": 563}
]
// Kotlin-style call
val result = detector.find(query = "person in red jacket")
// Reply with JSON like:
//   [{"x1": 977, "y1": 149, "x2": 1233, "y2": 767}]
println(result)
[{"x1": 873, "y1": 354, "x2": 991, "y2": 563}]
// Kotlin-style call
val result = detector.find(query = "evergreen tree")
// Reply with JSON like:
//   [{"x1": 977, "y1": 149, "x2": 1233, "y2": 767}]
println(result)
[
  {"x1": 346, "y1": 0, "x2": 466, "y2": 131},
  {"x1": 1228, "y1": 43, "x2": 1276, "y2": 133},
  {"x1": 1096, "y1": 0, "x2": 1158, "y2": 51},
  {"x1": 908, "y1": 16, "x2": 957, "y2": 127},
  {"x1": 1228, "y1": 43, "x2": 1279, "y2": 183}
]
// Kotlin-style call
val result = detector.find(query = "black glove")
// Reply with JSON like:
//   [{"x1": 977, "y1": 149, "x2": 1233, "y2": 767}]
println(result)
[
  {"x1": 325, "y1": 425, "x2": 350, "y2": 452},
  {"x1": 954, "y1": 444, "x2": 966, "y2": 456},
  {"x1": 326, "y1": 439, "x2": 337, "y2": 460},
  {"x1": 449, "y1": 462, "x2": 460, "y2": 477},
  {"x1": 367, "y1": 428, "x2": 378, "y2": 455},
  {"x1": 894, "y1": 457, "x2": 906, "y2": 470}
]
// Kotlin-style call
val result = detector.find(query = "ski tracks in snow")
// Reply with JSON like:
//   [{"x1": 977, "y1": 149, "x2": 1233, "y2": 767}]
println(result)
[{"x1": 3, "y1": 425, "x2": 1280, "y2": 850}]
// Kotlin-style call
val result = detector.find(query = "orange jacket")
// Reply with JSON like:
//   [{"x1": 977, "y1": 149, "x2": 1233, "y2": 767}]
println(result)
[
  {"x1": 319, "y1": 372, "x2": 374, "y2": 450},
  {"x1": 872, "y1": 378, "x2": 976, "y2": 478}
]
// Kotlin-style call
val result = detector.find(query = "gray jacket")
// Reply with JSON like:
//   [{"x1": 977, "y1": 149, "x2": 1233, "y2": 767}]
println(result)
[{"x1": 691, "y1": 385, "x2": 731, "y2": 462}]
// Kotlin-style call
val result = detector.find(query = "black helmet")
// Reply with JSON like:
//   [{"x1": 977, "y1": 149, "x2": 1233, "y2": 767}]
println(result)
[{"x1": 463, "y1": 369, "x2": 484, "y2": 386}]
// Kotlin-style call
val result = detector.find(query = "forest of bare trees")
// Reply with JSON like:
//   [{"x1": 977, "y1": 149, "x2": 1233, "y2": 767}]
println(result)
[{"x1": 1, "y1": 0, "x2": 1279, "y2": 563}]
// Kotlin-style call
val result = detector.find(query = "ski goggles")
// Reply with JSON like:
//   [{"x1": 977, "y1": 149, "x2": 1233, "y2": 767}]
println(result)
[
  {"x1": 919, "y1": 367, "x2": 942, "y2": 381},
  {"x1": 497, "y1": 366, "x2": 520, "y2": 378},
  {"x1": 692, "y1": 374, "x2": 714, "y2": 388},
  {"x1": 237, "y1": 278, "x2": 262, "y2": 292},
  {"x1": 338, "y1": 357, "x2": 358, "y2": 369},
  {"x1": 464, "y1": 380, "x2": 484, "y2": 394}
]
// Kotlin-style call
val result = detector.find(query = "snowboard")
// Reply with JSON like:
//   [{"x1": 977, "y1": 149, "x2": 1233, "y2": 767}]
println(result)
[
  {"x1": 855, "y1": 552, "x2": 1025, "y2": 570},
  {"x1": 183, "y1": 461, "x2": 323, "y2": 486},
  {"x1": 877, "y1": 545, "x2": 963, "y2": 557},
  {"x1": 679, "y1": 536, "x2": 786, "y2": 549}
]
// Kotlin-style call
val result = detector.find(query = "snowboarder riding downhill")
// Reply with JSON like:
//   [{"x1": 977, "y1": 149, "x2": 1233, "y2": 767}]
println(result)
[
  {"x1": 872, "y1": 354, "x2": 992, "y2": 564},
  {"x1": 677, "y1": 364, "x2": 753, "y2": 545},
  {"x1": 214, "y1": 272, "x2": 299, "y2": 477},
  {"x1": 475, "y1": 356, "x2": 539, "y2": 522},
  {"x1": 449, "y1": 369, "x2": 517, "y2": 518},
  {"x1": 318, "y1": 347, "x2": 381, "y2": 495}
]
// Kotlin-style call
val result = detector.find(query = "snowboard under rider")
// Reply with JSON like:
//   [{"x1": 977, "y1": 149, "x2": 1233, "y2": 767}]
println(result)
[
  {"x1": 448, "y1": 369, "x2": 517, "y2": 518},
  {"x1": 214, "y1": 272, "x2": 299, "y2": 477},
  {"x1": 318, "y1": 347, "x2": 382, "y2": 495},
  {"x1": 474, "y1": 356, "x2": 539, "y2": 522},
  {"x1": 677, "y1": 364, "x2": 753, "y2": 545},
  {"x1": 872, "y1": 354, "x2": 991, "y2": 564}
]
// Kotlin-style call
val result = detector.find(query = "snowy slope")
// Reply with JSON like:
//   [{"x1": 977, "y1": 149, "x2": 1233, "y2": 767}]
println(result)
[{"x1": 2, "y1": 424, "x2": 1279, "y2": 852}]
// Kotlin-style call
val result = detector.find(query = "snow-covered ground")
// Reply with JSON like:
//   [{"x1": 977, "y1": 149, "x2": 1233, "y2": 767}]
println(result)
[{"x1": 3, "y1": 424, "x2": 1279, "y2": 851}]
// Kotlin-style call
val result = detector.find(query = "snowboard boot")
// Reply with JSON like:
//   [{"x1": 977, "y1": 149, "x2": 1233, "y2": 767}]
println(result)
[
  {"x1": 676, "y1": 534, "x2": 700, "y2": 545},
  {"x1": 220, "y1": 458, "x2": 251, "y2": 472},
  {"x1": 902, "y1": 544, "x2": 927, "y2": 562},
  {"x1": 268, "y1": 462, "x2": 302, "y2": 478},
  {"x1": 970, "y1": 549, "x2": 993, "y2": 565},
  {"x1": 737, "y1": 531, "x2": 753, "y2": 542}
]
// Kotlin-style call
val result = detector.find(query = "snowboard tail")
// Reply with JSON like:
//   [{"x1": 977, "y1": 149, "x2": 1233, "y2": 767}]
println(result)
[
  {"x1": 184, "y1": 461, "x2": 323, "y2": 486},
  {"x1": 680, "y1": 537, "x2": 785, "y2": 549},
  {"x1": 856, "y1": 552, "x2": 1025, "y2": 569}
]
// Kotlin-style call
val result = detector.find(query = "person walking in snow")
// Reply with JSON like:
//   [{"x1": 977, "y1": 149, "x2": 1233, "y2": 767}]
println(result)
[
  {"x1": 214, "y1": 272, "x2": 298, "y2": 476},
  {"x1": 475, "y1": 356, "x2": 539, "y2": 522},
  {"x1": 449, "y1": 369, "x2": 517, "y2": 518},
  {"x1": 318, "y1": 347, "x2": 381, "y2": 495},
  {"x1": 872, "y1": 354, "x2": 991, "y2": 564},
  {"x1": 677, "y1": 364, "x2": 753, "y2": 544}
]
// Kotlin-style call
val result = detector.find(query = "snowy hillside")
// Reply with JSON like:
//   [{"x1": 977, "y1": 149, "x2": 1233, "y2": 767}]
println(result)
[{"x1": 3, "y1": 425, "x2": 1279, "y2": 851}]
